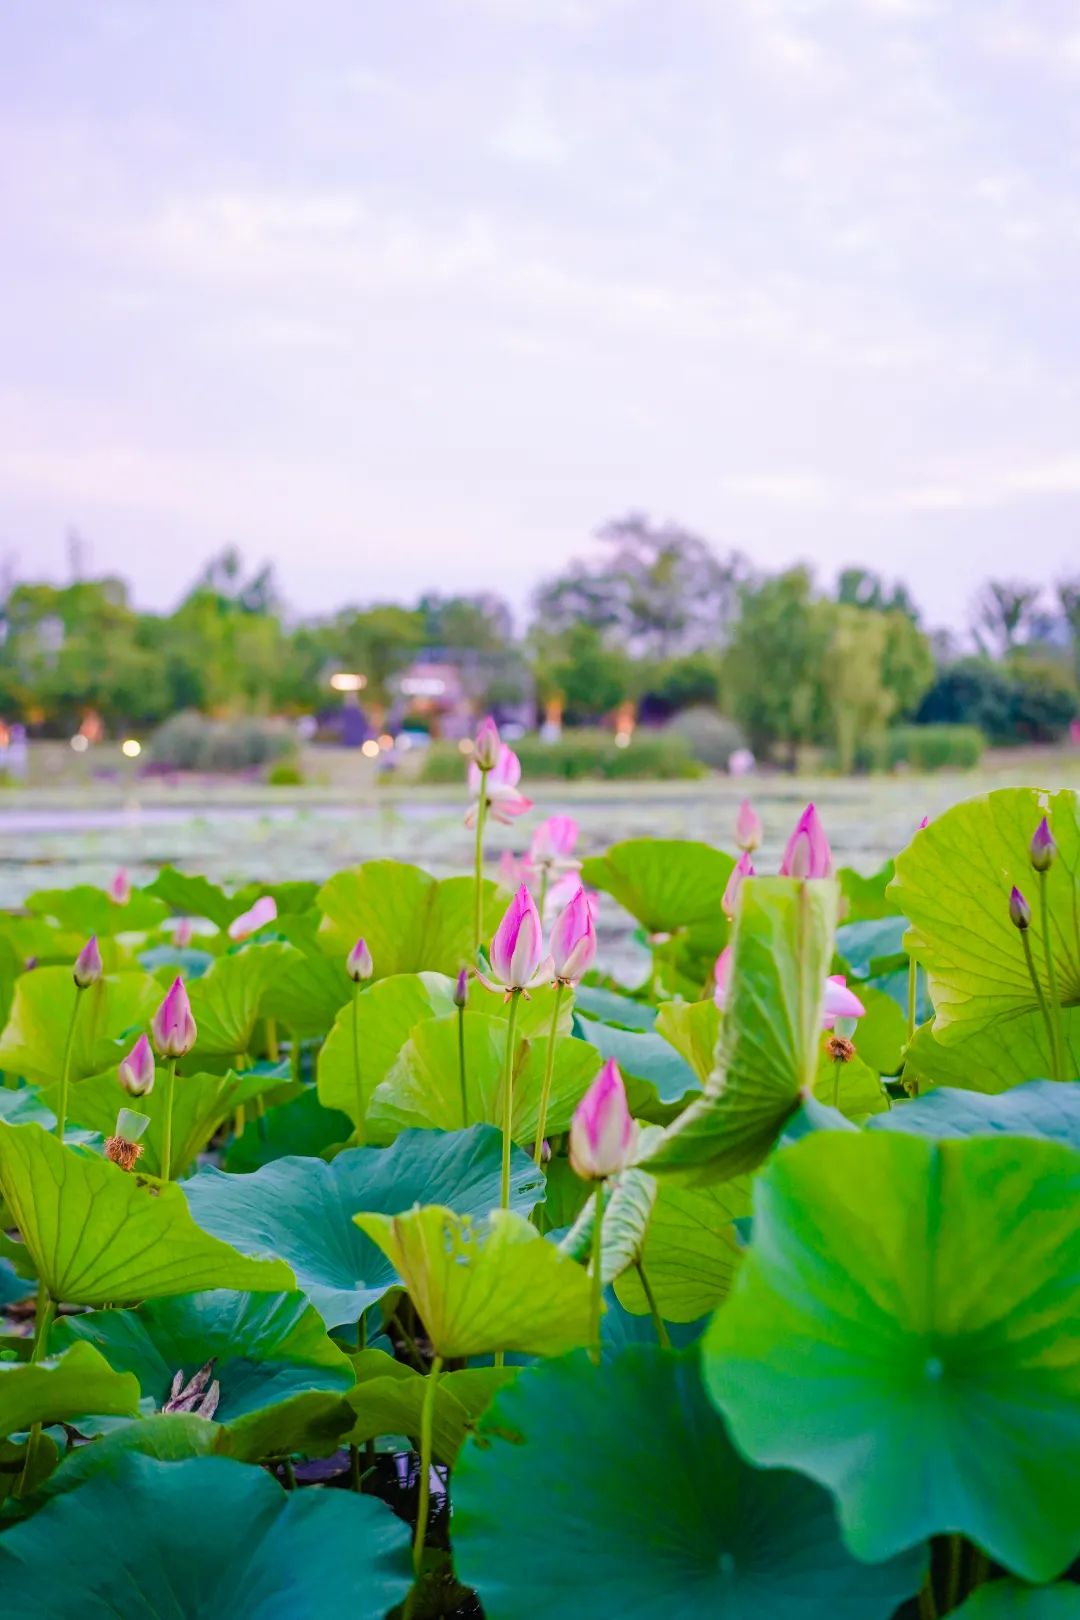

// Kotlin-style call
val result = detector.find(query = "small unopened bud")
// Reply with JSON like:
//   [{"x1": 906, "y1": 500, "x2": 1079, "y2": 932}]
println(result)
[
  {"x1": 1030, "y1": 817, "x2": 1057, "y2": 874},
  {"x1": 473, "y1": 715, "x2": 501, "y2": 771},
  {"x1": 173, "y1": 916, "x2": 194, "y2": 948},
  {"x1": 151, "y1": 976, "x2": 197, "y2": 1058},
  {"x1": 826, "y1": 1034, "x2": 855, "y2": 1063},
  {"x1": 735, "y1": 799, "x2": 763, "y2": 853},
  {"x1": 917, "y1": 816, "x2": 929, "y2": 831},
  {"x1": 1009, "y1": 886, "x2": 1031, "y2": 931},
  {"x1": 118, "y1": 1034, "x2": 156, "y2": 1097},
  {"x1": 569, "y1": 1060, "x2": 636, "y2": 1181},
  {"x1": 453, "y1": 966, "x2": 469, "y2": 1008},
  {"x1": 346, "y1": 937, "x2": 373, "y2": 983},
  {"x1": 109, "y1": 867, "x2": 131, "y2": 905},
  {"x1": 73, "y1": 935, "x2": 103, "y2": 989}
]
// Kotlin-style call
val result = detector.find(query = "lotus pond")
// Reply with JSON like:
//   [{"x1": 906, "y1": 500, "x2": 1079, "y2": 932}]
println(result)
[{"x1": 0, "y1": 761, "x2": 1078, "y2": 1618}]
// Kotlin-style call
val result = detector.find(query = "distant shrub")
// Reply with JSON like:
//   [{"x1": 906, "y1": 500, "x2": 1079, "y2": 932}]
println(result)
[
  {"x1": 266, "y1": 760, "x2": 304, "y2": 786},
  {"x1": 917, "y1": 656, "x2": 1077, "y2": 744},
  {"x1": 149, "y1": 711, "x2": 296, "y2": 773},
  {"x1": 663, "y1": 707, "x2": 746, "y2": 770},
  {"x1": 421, "y1": 729, "x2": 702, "y2": 784},
  {"x1": 885, "y1": 724, "x2": 984, "y2": 772}
]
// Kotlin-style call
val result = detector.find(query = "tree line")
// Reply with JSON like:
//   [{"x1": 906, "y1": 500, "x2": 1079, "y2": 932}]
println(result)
[{"x1": 0, "y1": 517, "x2": 1076, "y2": 768}]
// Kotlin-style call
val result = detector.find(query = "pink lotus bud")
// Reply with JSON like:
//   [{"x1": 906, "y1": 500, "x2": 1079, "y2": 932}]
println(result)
[
  {"x1": 151, "y1": 976, "x2": 197, "y2": 1058},
  {"x1": 453, "y1": 966, "x2": 469, "y2": 1008},
  {"x1": 474, "y1": 715, "x2": 501, "y2": 771},
  {"x1": 227, "y1": 895, "x2": 277, "y2": 941},
  {"x1": 713, "y1": 946, "x2": 733, "y2": 1010},
  {"x1": 821, "y1": 974, "x2": 865, "y2": 1030},
  {"x1": 917, "y1": 816, "x2": 930, "y2": 831},
  {"x1": 735, "y1": 799, "x2": 763, "y2": 852},
  {"x1": 1030, "y1": 816, "x2": 1057, "y2": 873},
  {"x1": 346, "y1": 937, "x2": 373, "y2": 983},
  {"x1": 466, "y1": 744, "x2": 532, "y2": 827},
  {"x1": 118, "y1": 1033, "x2": 156, "y2": 1097},
  {"x1": 550, "y1": 887, "x2": 598, "y2": 984},
  {"x1": 73, "y1": 935, "x2": 103, "y2": 989},
  {"x1": 1009, "y1": 886, "x2": 1031, "y2": 931},
  {"x1": 722, "y1": 851, "x2": 755, "y2": 920},
  {"x1": 569, "y1": 1059, "x2": 636, "y2": 1180},
  {"x1": 530, "y1": 816, "x2": 579, "y2": 864},
  {"x1": 173, "y1": 917, "x2": 194, "y2": 948},
  {"x1": 490, "y1": 884, "x2": 545, "y2": 990},
  {"x1": 109, "y1": 867, "x2": 131, "y2": 905},
  {"x1": 780, "y1": 803, "x2": 834, "y2": 880}
]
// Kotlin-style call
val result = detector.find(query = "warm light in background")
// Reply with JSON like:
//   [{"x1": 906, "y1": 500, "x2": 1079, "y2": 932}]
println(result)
[
  {"x1": 121, "y1": 739, "x2": 142, "y2": 758},
  {"x1": 458, "y1": 738, "x2": 474, "y2": 755},
  {"x1": 69, "y1": 735, "x2": 89, "y2": 753},
  {"x1": 329, "y1": 671, "x2": 367, "y2": 692},
  {"x1": 378, "y1": 734, "x2": 394, "y2": 750},
  {"x1": 361, "y1": 739, "x2": 380, "y2": 758}
]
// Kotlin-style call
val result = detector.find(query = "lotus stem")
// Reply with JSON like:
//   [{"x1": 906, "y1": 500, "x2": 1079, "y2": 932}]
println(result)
[
  {"x1": 500, "y1": 991, "x2": 521, "y2": 1211},
  {"x1": 1019, "y1": 926, "x2": 1057, "y2": 1079},
  {"x1": 589, "y1": 1181, "x2": 606, "y2": 1364},
  {"x1": 457, "y1": 1003, "x2": 468, "y2": 1129},
  {"x1": 472, "y1": 768, "x2": 490, "y2": 958},
  {"x1": 406, "y1": 1354, "x2": 443, "y2": 1618},
  {"x1": 532, "y1": 981, "x2": 564, "y2": 1164},
  {"x1": 265, "y1": 1016, "x2": 279, "y2": 1063},
  {"x1": 15, "y1": 1292, "x2": 56, "y2": 1500},
  {"x1": 352, "y1": 984, "x2": 365, "y2": 1146},
  {"x1": 634, "y1": 1258, "x2": 670, "y2": 1350},
  {"x1": 54, "y1": 993, "x2": 84, "y2": 1143},
  {"x1": 904, "y1": 954, "x2": 920, "y2": 1098},
  {"x1": 161, "y1": 1058, "x2": 178, "y2": 1180},
  {"x1": 1038, "y1": 871, "x2": 1067, "y2": 1082}
]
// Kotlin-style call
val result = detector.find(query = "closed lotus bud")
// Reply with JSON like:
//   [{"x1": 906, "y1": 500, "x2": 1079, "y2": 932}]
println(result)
[
  {"x1": 73, "y1": 935, "x2": 103, "y2": 989},
  {"x1": 1030, "y1": 817, "x2": 1057, "y2": 873},
  {"x1": 722, "y1": 851, "x2": 755, "y2": 919},
  {"x1": 109, "y1": 867, "x2": 131, "y2": 905},
  {"x1": 779, "y1": 803, "x2": 834, "y2": 880},
  {"x1": 346, "y1": 937, "x2": 373, "y2": 983},
  {"x1": 118, "y1": 1033, "x2": 156, "y2": 1097},
  {"x1": 917, "y1": 816, "x2": 930, "y2": 831},
  {"x1": 453, "y1": 966, "x2": 469, "y2": 1008},
  {"x1": 227, "y1": 895, "x2": 277, "y2": 941},
  {"x1": 549, "y1": 887, "x2": 597, "y2": 985},
  {"x1": 173, "y1": 916, "x2": 194, "y2": 948},
  {"x1": 569, "y1": 1059, "x2": 636, "y2": 1181},
  {"x1": 151, "y1": 976, "x2": 197, "y2": 1058},
  {"x1": 490, "y1": 884, "x2": 545, "y2": 990},
  {"x1": 1009, "y1": 885, "x2": 1031, "y2": 931},
  {"x1": 735, "y1": 799, "x2": 763, "y2": 853},
  {"x1": 474, "y1": 715, "x2": 501, "y2": 771}
]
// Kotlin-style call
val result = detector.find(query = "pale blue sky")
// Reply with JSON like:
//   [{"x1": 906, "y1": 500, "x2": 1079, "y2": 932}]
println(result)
[{"x1": 3, "y1": 0, "x2": 1079, "y2": 629}]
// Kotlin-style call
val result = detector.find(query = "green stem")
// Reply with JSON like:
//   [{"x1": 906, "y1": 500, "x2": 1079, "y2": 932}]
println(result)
[
  {"x1": 352, "y1": 984, "x2": 365, "y2": 1146},
  {"x1": 589, "y1": 1181, "x2": 606, "y2": 1364},
  {"x1": 472, "y1": 769, "x2": 490, "y2": 959},
  {"x1": 945, "y1": 1535, "x2": 963, "y2": 1614},
  {"x1": 500, "y1": 992, "x2": 521, "y2": 1211},
  {"x1": 634, "y1": 1258, "x2": 670, "y2": 1349},
  {"x1": 281, "y1": 1457, "x2": 297, "y2": 1491},
  {"x1": 54, "y1": 993, "x2": 84, "y2": 1142},
  {"x1": 265, "y1": 1016, "x2": 279, "y2": 1064},
  {"x1": 160, "y1": 1058, "x2": 178, "y2": 1181},
  {"x1": 1020, "y1": 927, "x2": 1058, "y2": 1079},
  {"x1": 407, "y1": 1355, "x2": 443, "y2": 1613},
  {"x1": 917, "y1": 1569, "x2": 938, "y2": 1620},
  {"x1": 457, "y1": 1004, "x2": 468, "y2": 1129},
  {"x1": 15, "y1": 1292, "x2": 56, "y2": 1500},
  {"x1": 532, "y1": 982, "x2": 565, "y2": 1164},
  {"x1": 905, "y1": 954, "x2": 920, "y2": 1098},
  {"x1": 832, "y1": 1060, "x2": 842, "y2": 1110},
  {"x1": 290, "y1": 1028, "x2": 301, "y2": 1086},
  {"x1": 538, "y1": 865, "x2": 550, "y2": 920},
  {"x1": 1038, "y1": 871, "x2": 1067, "y2": 1082},
  {"x1": 968, "y1": 1547, "x2": 990, "y2": 1590}
]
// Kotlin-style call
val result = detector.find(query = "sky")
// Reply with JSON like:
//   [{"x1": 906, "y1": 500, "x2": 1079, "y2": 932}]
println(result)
[{"x1": 3, "y1": 0, "x2": 1080, "y2": 633}]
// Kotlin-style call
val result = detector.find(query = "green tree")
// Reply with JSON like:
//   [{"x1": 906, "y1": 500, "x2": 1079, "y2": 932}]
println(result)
[
  {"x1": 723, "y1": 570, "x2": 829, "y2": 767},
  {"x1": 530, "y1": 624, "x2": 635, "y2": 722}
]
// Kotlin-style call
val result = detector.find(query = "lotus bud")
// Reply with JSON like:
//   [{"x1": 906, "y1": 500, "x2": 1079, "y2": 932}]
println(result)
[
  {"x1": 490, "y1": 885, "x2": 545, "y2": 991},
  {"x1": 453, "y1": 966, "x2": 469, "y2": 1008},
  {"x1": 73, "y1": 935, "x2": 103, "y2": 989},
  {"x1": 735, "y1": 799, "x2": 763, "y2": 853},
  {"x1": 569, "y1": 1059, "x2": 636, "y2": 1181},
  {"x1": 109, "y1": 867, "x2": 131, "y2": 905},
  {"x1": 118, "y1": 1033, "x2": 155, "y2": 1097},
  {"x1": 227, "y1": 895, "x2": 277, "y2": 941},
  {"x1": 1030, "y1": 817, "x2": 1057, "y2": 873},
  {"x1": 722, "y1": 851, "x2": 755, "y2": 919},
  {"x1": 151, "y1": 976, "x2": 197, "y2": 1058},
  {"x1": 173, "y1": 916, "x2": 194, "y2": 948},
  {"x1": 346, "y1": 937, "x2": 373, "y2": 983},
  {"x1": 821, "y1": 974, "x2": 866, "y2": 1030},
  {"x1": 917, "y1": 816, "x2": 930, "y2": 831},
  {"x1": 779, "y1": 803, "x2": 834, "y2": 880},
  {"x1": 474, "y1": 715, "x2": 501, "y2": 771},
  {"x1": 530, "y1": 815, "x2": 579, "y2": 864},
  {"x1": 1009, "y1": 886, "x2": 1031, "y2": 931},
  {"x1": 550, "y1": 887, "x2": 598, "y2": 985},
  {"x1": 713, "y1": 945, "x2": 733, "y2": 1011}
]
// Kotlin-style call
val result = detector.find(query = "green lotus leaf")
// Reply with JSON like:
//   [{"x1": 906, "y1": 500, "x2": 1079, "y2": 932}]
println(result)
[
  {"x1": 575, "y1": 1013, "x2": 700, "y2": 1113},
  {"x1": 869, "y1": 1079, "x2": 1080, "y2": 1147},
  {"x1": 643, "y1": 878, "x2": 839, "y2": 1181},
  {"x1": 0, "y1": 1343, "x2": 140, "y2": 1438},
  {"x1": 317, "y1": 972, "x2": 456, "y2": 1128},
  {"x1": 226, "y1": 1085, "x2": 352, "y2": 1172},
  {"x1": 847, "y1": 983, "x2": 908, "y2": 1076},
  {"x1": 906, "y1": 1014, "x2": 1080, "y2": 1094},
  {"x1": 890, "y1": 787, "x2": 1080, "y2": 1048},
  {"x1": 354, "y1": 1206, "x2": 593, "y2": 1358},
  {"x1": 185, "y1": 1125, "x2": 544, "y2": 1329},
  {"x1": 613, "y1": 1176, "x2": 746, "y2": 1321},
  {"x1": 837, "y1": 860, "x2": 898, "y2": 921},
  {"x1": 1, "y1": 1256, "x2": 33, "y2": 1308},
  {"x1": 580, "y1": 838, "x2": 734, "y2": 937},
  {"x1": 559, "y1": 1163, "x2": 657, "y2": 1284},
  {"x1": 812, "y1": 1047, "x2": 889, "y2": 1118},
  {"x1": 188, "y1": 942, "x2": 298, "y2": 1058},
  {"x1": 0, "y1": 969, "x2": 162, "y2": 1086},
  {"x1": 24, "y1": 884, "x2": 168, "y2": 938},
  {"x1": 654, "y1": 998, "x2": 721, "y2": 1082},
  {"x1": 145, "y1": 867, "x2": 239, "y2": 931},
  {"x1": 834, "y1": 915, "x2": 908, "y2": 980},
  {"x1": 453, "y1": 1346, "x2": 925, "y2": 1620},
  {"x1": 950, "y1": 1582, "x2": 1080, "y2": 1618},
  {"x1": 316, "y1": 860, "x2": 504, "y2": 972},
  {"x1": 572, "y1": 984, "x2": 657, "y2": 1030},
  {"x1": 344, "y1": 1347, "x2": 514, "y2": 1463},
  {"x1": 702, "y1": 1131, "x2": 1080, "y2": 1581},
  {"x1": 0, "y1": 1453, "x2": 411, "y2": 1618},
  {"x1": 367, "y1": 1012, "x2": 601, "y2": 1144},
  {"x1": 0, "y1": 1122, "x2": 293, "y2": 1305},
  {"x1": 261, "y1": 914, "x2": 352, "y2": 1038}
]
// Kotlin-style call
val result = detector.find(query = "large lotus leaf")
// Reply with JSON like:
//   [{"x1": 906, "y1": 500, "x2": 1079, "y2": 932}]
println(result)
[
  {"x1": 0, "y1": 1453, "x2": 411, "y2": 1618},
  {"x1": 262, "y1": 915, "x2": 351, "y2": 1038},
  {"x1": 0, "y1": 969, "x2": 162, "y2": 1085},
  {"x1": 890, "y1": 787, "x2": 1080, "y2": 1048},
  {"x1": 24, "y1": 884, "x2": 168, "y2": 938},
  {"x1": 655, "y1": 998, "x2": 721, "y2": 1082},
  {"x1": 316, "y1": 860, "x2": 504, "y2": 972},
  {"x1": 951, "y1": 1584, "x2": 1080, "y2": 1618},
  {"x1": 185, "y1": 1125, "x2": 544, "y2": 1330},
  {"x1": 869, "y1": 1079, "x2": 1080, "y2": 1147},
  {"x1": 613, "y1": 1176, "x2": 747, "y2": 1321},
  {"x1": 580, "y1": 839, "x2": 733, "y2": 936},
  {"x1": 0, "y1": 1122, "x2": 293, "y2": 1305},
  {"x1": 812, "y1": 1048, "x2": 889, "y2": 1119},
  {"x1": 905, "y1": 1015, "x2": 1079, "y2": 1094},
  {"x1": 0, "y1": 1343, "x2": 140, "y2": 1438},
  {"x1": 317, "y1": 972, "x2": 456, "y2": 1128},
  {"x1": 847, "y1": 984, "x2": 908, "y2": 1076},
  {"x1": 837, "y1": 861, "x2": 898, "y2": 922},
  {"x1": 453, "y1": 1346, "x2": 925, "y2": 1620},
  {"x1": 39, "y1": 1066, "x2": 273, "y2": 1178},
  {"x1": 1, "y1": 1256, "x2": 33, "y2": 1307},
  {"x1": 834, "y1": 916, "x2": 908, "y2": 980},
  {"x1": 226, "y1": 1085, "x2": 352, "y2": 1172},
  {"x1": 355, "y1": 1207, "x2": 593, "y2": 1358},
  {"x1": 574, "y1": 1013, "x2": 700, "y2": 1113},
  {"x1": 702, "y1": 1131, "x2": 1080, "y2": 1581},
  {"x1": 559, "y1": 1163, "x2": 657, "y2": 1284},
  {"x1": 344, "y1": 1348, "x2": 514, "y2": 1463},
  {"x1": 644, "y1": 878, "x2": 839, "y2": 1182},
  {"x1": 188, "y1": 942, "x2": 298, "y2": 1058},
  {"x1": 573, "y1": 984, "x2": 656, "y2": 1030},
  {"x1": 145, "y1": 866, "x2": 239, "y2": 930},
  {"x1": 367, "y1": 1013, "x2": 601, "y2": 1144}
]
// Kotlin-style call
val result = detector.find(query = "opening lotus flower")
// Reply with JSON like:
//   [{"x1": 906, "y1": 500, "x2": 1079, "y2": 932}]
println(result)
[
  {"x1": 550, "y1": 887, "x2": 598, "y2": 985},
  {"x1": 118, "y1": 1033, "x2": 155, "y2": 1097},
  {"x1": 480, "y1": 884, "x2": 550, "y2": 994},
  {"x1": 466, "y1": 744, "x2": 532, "y2": 828},
  {"x1": 779, "y1": 803, "x2": 834, "y2": 880},
  {"x1": 73, "y1": 934, "x2": 103, "y2": 989},
  {"x1": 473, "y1": 714, "x2": 501, "y2": 771},
  {"x1": 569, "y1": 1059, "x2": 637, "y2": 1181},
  {"x1": 735, "y1": 800, "x2": 763, "y2": 853},
  {"x1": 109, "y1": 867, "x2": 131, "y2": 905},
  {"x1": 151, "y1": 975, "x2": 198, "y2": 1058},
  {"x1": 228, "y1": 895, "x2": 277, "y2": 941},
  {"x1": 722, "y1": 851, "x2": 755, "y2": 920},
  {"x1": 529, "y1": 816, "x2": 579, "y2": 866}
]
